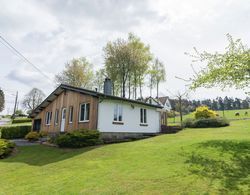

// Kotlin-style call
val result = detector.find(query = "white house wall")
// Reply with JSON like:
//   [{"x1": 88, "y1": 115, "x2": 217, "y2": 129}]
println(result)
[{"x1": 97, "y1": 100, "x2": 161, "y2": 133}]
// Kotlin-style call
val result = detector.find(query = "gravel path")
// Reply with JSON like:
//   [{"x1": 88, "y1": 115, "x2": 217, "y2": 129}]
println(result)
[{"x1": 10, "y1": 139, "x2": 39, "y2": 146}]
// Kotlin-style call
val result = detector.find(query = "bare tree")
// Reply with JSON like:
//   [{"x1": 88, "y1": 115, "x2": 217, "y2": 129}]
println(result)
[{"x1": 22, "y1": 88, "x2": 45, "y2": 112}]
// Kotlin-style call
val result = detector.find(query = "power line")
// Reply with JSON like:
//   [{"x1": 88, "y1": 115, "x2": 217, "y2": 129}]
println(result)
[{"x1": 0, "y1": 35, "x2": 54, "y2": 83}]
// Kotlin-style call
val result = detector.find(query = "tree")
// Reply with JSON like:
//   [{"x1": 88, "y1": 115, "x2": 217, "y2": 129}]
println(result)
[
  {"x1": 94, "y1": 68, "x2": 106, "y2": 92},
  {"x1": 104, "y1": 33, "x2": 152, "y2": 98},
  {"x1": 55, "y1": 57, "x2": 94, "y2": 88},
  {"x1": 0, "y1": 88, "x2": 4, "y2": 112},
  {"x1": 22, "y1": 88, "x2": 45, "y2": 112},
  {"x1": 153, "y1": 58, "x2": 166, "y2": 98},
  {"x1": 188, "y1": 34, "x2": 250, "y2": 91}
]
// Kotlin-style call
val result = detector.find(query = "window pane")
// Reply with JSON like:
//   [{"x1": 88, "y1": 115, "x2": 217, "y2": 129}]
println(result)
[
  {"x1": 50, "y1": 112, "x2": 52, "y2": 124},
  {"x1": 114, "y1": 105, "x2": 118, "y2": 121},
  {"x1": 80, "y1": 104, "x2": 85, "y2": 121},
  {"x1": 85, "y1": 104, "x2": 90, "y2": 120},
  {"x1": 140, "y1": 108, "x2": 143, "y2": 123},
  {"x1": 144, "y1": 109, "x2": 147, "y2": 123},
  {"x1": 118, "y1": 105, "x2": 123, "y2": 121},
  {"x1": 69, "y1": 107, "x2": 73, "y2": 122}
]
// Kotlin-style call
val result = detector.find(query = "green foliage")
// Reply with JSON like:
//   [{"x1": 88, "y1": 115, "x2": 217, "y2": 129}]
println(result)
[
  {"x1": 194, "y1": 106, "x2": 217, "y2": 119},
  {"x1": 0, "y1": 139, "x2": 15, "y2": 159},
  {"x1": 104, "y1": 33, "x2": 152, "y2": 98},
  {"x1": 0, "y1": 125, "x2": 31, "y2": 139},
  {"x1": 25, "y1": 132, "x2": 40, "y2": 142},
  {"x1": 183, "y1": 117, "x2": 230, "y2": 128},
  {"x1": 0, "y1": 88, "x2": 4, "y2": 112},
  {"x1": 55, "y1": 57, "x2": 94, "y2": 88},
  {"x1": 12, "y1": 118, "x2": 32, "y2": 124},
  {"x1": 189, "y1": 34, "x2": 250, "y2": 91},
  {"x1": 55, "y1": 129, "x2": 101, "y2": 148}
]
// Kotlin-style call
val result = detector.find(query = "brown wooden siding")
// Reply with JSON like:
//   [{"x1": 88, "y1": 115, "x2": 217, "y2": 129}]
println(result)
[{"x1": 32, "y1": 90, "x2": 99, "y2": 133}]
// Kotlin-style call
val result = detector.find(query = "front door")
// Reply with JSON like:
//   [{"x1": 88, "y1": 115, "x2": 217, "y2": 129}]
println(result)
[{"x1": 60, "y1": 108, "x2": 66, "y2": 132}]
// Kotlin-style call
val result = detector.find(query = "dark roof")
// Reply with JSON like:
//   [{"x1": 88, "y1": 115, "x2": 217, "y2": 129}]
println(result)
[
  {"x1": 31, "y1": 84, "x2": 163, "y2": 118},
  {"x1": 158, "y1": 96, "x2": 169, "y2": 105}
]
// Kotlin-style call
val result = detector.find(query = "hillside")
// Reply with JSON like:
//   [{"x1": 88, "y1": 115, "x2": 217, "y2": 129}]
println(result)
[{"x1": 0, "y1": 120, "x2": 249, "y2": 194}]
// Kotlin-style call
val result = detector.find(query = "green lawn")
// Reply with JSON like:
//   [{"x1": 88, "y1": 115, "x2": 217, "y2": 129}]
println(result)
[
  {"x1": 168, "y1": 108, "x2": 250, "y2": 124},
  {"x1": 0, "y1": 120, "x2": 249, "y2": 194}
]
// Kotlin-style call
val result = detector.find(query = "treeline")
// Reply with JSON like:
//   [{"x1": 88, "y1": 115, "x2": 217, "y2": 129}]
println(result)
[
  {"x1": 55, "y1": 33, "x2": 166, "y2": 99},
  {"x1": 170, "y1": 96, "x2": 250, "y2": 114}
]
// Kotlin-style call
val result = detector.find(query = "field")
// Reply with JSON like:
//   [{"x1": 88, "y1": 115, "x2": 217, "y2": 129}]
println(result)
[
  {"x1": 0, "y1": 120, "x2": 249, "y2": 194},
  {"x1": 168, "y1": 108, "x2": 250, "y2": 124}
]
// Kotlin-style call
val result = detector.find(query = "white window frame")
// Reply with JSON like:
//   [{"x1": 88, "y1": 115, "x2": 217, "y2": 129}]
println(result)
[
  {"x1": 45, "y1": 111, "x2": 52, "y2": 125},
  {"x1": 69, "y1": 106, "x2": 73, "y2": 124},
  {"x1": 140, "y1": 108, "x2": 147, "y2": 124},
  {"x1": 113, "y1": 104, "x2": 123, "y2": 122},
  {"x1": 54, "y1": 109, "x2": 59, "y2": 125},
  {"x1": 79, "y1": 103, "x2": 90, "y2": 122}
]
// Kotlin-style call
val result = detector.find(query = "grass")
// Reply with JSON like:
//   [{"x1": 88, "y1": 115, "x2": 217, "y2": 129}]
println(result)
[
  {"x1": 168, "y1": 108, "x2": 250, "y2": 124},
  {"x1": 0, "y1": 120, "x2": 249, "y2": 194}
]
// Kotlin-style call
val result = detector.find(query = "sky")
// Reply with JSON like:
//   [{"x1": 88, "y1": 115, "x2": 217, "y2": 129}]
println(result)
[{"x1": 0, "y1": 0, "x2": 250, "y2": 114}]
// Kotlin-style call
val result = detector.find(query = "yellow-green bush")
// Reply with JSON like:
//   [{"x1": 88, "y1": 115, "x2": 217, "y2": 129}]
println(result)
[
  {"x1": 0, "y1": 139, "x2": 15, "y2": 158},
  {"x1": 25, "y1": 131, "x2": 40, "y2": 142},
  {"x1": 194, "y1": 106, "x2": 217, "y2": 119}
]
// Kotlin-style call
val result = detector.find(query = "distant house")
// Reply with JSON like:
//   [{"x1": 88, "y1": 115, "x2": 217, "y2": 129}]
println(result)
[{"x1": 31, "y1": 79, "x2": 166, "y2": 139}]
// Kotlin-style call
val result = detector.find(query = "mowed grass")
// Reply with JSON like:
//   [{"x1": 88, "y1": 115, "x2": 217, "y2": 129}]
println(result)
[
  {"x1": 168, "y1": 108, "x2": 250, "y2": 124},
  {"x1": 0, "y1": 120, "x2": 250, "y2": 194}
]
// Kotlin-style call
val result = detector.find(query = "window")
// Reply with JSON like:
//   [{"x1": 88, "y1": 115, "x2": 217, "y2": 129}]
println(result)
[
  {"x1": 54, "y1": 109, "x2": 59, "y2": 125},
  {"x1": 140, "y1": 108, "x2": 147, "y2": 124},
  {"x1": 114, "y1": 104, "x2": 123, "y2": 122},
  {"x1": 45, "y1": 111, "x2": 52, "y2": 125},
  {"x1": 69, "y1": 106, "x2": 73, "y2": 123},
  {"x1": 79, "y1": 103, "x2": 90, "y2": 122}
]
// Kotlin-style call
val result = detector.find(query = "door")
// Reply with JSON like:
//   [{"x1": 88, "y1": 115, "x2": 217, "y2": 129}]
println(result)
[
  {"x1": 33, "y1": 119, "x2": 41, "y2": 131},
  {"x1": 60, "y1": 108, "x2": 66, "y2": 132}
]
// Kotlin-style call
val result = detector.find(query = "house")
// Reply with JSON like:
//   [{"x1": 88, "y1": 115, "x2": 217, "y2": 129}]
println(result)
[{"x1": 31, "y1": 78, "x2": 165, "y2": 140}]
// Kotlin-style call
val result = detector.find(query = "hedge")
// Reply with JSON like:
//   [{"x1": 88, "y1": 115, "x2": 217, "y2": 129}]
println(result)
[
  {"x1": 0, "y1": 139, "x2": 15, "y2": 159},
  {"x1": 0, "y1": 125, "x2": 31, "y2": 139},
  {"x1": 55, "y1": 129, "x2": 101, "y2": 148},
  {"x1": 183, "y1": 117, "x2": 230, "y2": 128},
  {"x1": 12, "y1": 118, "x2": 32, "y2": 124}
]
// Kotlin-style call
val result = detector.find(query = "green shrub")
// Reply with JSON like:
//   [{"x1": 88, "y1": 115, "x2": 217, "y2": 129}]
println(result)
[
  {"x1": 194, "y1": 106, "x2": 217, "y2": 119},
  {"x1": 55, "y1": 129, "x2": 101, "y2": 148},
  {"x1": 25, "y1": 131, "x2": 40, "y2": 142},
  {"x1": 0, "y1": 125, "x2": 31, "y2": 139},
  {"x1": 39, "y1": 130, "x2": 48, "y2": 138},
  {"x1": 12, "y1": 118, "x2": 32, "y2": 124},
  {"x1": 0, "y1": 139, "x2": 15, "y2": 159},
  {"x1": 183, "y1": 117, "x2": 230, "y2": 128}
]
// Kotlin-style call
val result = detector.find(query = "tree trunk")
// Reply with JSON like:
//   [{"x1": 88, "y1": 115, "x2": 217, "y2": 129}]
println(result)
[
  {"x1": 128, "y1": 76, "x2": 131, "y2": 99},
  {"x1": 156, "y1": 81, "x2": 159, "y2": 99}
]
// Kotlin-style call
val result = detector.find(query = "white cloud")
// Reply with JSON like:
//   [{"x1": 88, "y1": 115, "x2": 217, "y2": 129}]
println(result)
[{"x1": 0, "y1": 0, "x2": 249, "y2": 114}]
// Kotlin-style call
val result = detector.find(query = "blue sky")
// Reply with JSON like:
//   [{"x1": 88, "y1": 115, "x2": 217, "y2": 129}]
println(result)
[{"x1": 0, "y1": 0, "x2": 249, "y2": 114}]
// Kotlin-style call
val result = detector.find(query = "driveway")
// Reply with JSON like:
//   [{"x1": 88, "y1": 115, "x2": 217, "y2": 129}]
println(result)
[{"x1": 0, "y1": 118, "x2": 11, "y2": 126}]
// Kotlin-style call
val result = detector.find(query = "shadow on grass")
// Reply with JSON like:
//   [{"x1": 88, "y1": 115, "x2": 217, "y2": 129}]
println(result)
[
  {"x1": 185, "y1": 140, "x2": 250, "y2": 193},
  {"x1": 1, "y1": 145, "x2": 101, "y2": 166}
]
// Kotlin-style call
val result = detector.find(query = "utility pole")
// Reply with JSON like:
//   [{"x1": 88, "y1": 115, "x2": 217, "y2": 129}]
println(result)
[{"x1": 12, "y1": 91, "x2": 18, "y2": 119}]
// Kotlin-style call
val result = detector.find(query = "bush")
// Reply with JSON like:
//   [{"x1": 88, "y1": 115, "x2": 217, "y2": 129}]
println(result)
[
  {"x1": 25, "y1": 131, "x2": 40, "y2": 142},
  {"x1": 194, "y1": 106, "x2": 217, "y2": 119},
  {"x1": 12, "y1": 118, "x2": 32, "y2": 124},
  {"x1": 183, "y1": 117, "x2": 230, "y2": 128},
  {"x1": 39, "y1": 130, "x2": 48, "y2": 138},
  {"x1": 55, "y1": 129, "x2": 101, "y2": 148},
  {"x1": 0, "y1": 125, "x2": 31, "y2": 139},
  {"x1": 0, "y1": 139, "x2": 15, "y2": 159}
]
